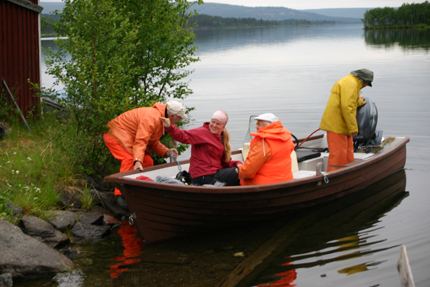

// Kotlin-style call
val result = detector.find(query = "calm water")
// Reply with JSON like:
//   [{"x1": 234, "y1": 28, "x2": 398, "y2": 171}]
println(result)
[{"x1": 38, "y1": 24, "x2": 430, "y2": 286}]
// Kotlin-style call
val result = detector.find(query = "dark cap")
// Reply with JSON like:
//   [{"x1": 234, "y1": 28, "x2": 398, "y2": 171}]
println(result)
[{"x1": 351, "y1": 68, "x2": 373, "y2": 87}]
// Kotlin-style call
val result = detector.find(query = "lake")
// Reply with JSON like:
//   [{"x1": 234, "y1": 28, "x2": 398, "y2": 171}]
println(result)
[{"x1": 38, "y1": 24, "x2": 430, "y2": 286}]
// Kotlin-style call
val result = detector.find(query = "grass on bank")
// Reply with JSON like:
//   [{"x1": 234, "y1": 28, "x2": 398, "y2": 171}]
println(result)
[{"x1": 0, "y1": 113, "x2": 96, "y2": 223}]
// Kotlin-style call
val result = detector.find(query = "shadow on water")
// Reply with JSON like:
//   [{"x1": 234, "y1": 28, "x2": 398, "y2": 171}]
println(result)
[
  {"x1": 233, "y1": 169, "x2": 408, "y2": 287},
  {"x1": 364, "y1": 29, "x2": 430, "y2": 51}
]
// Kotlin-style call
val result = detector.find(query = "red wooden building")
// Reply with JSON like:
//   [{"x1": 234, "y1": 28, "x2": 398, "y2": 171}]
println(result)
[{"x1": 1, "y1": 0, "x2": 43, "y2": 118}]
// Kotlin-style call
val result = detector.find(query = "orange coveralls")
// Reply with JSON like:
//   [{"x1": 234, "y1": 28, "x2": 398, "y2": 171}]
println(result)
[{"x1": 104, "y1": 103, "x2": 169, "y2": 195}]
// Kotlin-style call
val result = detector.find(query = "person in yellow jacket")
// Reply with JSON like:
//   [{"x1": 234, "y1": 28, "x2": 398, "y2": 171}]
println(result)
[
  {"x1": 319, "y1": 69, "x2": 373, "y2": 172},
  {"x1": 104, "y1": 101, "x2": 187, "y2": 204},
  {"x1": 238, "y1": 113, "x2": 295, "y2": 186}
]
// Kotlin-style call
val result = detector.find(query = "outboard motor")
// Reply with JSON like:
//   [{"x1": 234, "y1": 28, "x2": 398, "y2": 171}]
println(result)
[{"x1": 353, "y1": 97, "x2": 383, "y2": 151}]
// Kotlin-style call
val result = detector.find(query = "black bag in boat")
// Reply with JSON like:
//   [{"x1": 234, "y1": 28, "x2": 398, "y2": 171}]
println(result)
[{"x1": 176, "y1": 170, "x2": 191, "y2": 185}]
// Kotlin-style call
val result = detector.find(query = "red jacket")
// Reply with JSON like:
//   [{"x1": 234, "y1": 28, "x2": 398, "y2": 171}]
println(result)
[
  {"x1": 166, "y1": 122, "x2": 242, "y2": 178},
  {"x1": 239, "y1": 121, "x2": 294, "y2": 185}
]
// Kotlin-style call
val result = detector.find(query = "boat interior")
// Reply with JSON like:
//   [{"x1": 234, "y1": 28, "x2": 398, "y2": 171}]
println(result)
[{"x1": 123, "y1": 134, "x2": 405, "y2": 183}]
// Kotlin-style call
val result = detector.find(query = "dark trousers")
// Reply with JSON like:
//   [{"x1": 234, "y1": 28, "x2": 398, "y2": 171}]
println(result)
[{"x1": 191, "y1": 167, "x2": 240, "y2": 186}]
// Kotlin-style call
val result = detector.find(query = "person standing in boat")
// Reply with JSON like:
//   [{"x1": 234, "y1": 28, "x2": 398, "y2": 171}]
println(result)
[
  {"x1": 160, "y1": 110, "x2": 242, "y2": 186},
  {"x1": 238, "y1": 113, "x2": 295, "y2": 186},
  {"x1": 104, "y1": 101, "x2": 188, "y2": 202},
  {"x1": 319, "y1": 68, "x2": 373, "y2": 172}
]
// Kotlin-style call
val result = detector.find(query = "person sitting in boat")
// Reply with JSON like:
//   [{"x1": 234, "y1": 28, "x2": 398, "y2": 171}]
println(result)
[
  {"x1": 238, "y1": 113, "x2": 295, "y2": 186},
  {"x1": 160, "y1": 110, "x2": 242, "y2": 186},
  {"x1": 104, "y1": 101, "x2": 188, "y2": 204},
  {"x1": 319, "y1": 68, "x2": 373, "y2": 172}
]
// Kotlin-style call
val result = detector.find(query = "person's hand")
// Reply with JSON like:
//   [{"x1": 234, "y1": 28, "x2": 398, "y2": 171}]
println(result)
[
  {"x1": 134, "y1": 161, "x2": 144, "y2": 171},
  {"x1": 359, "y1": 95, "x2": 367, "y2": 104},
  {"x1": 236, "y1": 163, "x2": 242, "y2": 168},
  {"x1": 350, "y1": 132, "x2": 358, "y2": 137},
  {"x1": 166, "y1": 148, "x2": 178, "y2": 158},
  {"x1": 159, "y1": 117, "x2": 171, "y2": 128}
]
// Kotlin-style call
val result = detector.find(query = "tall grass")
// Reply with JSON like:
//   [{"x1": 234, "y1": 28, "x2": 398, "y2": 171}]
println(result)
[{"x1": 0, "y1": 113, "x2": 87, "y2": 220}]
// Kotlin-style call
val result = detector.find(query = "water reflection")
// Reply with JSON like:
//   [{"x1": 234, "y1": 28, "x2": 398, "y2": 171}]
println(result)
[
  {"x1": 240, "y1": 170, "x2": 408, "y2": 287},
  {"x1": 109, "y1": 220, "x2": 145, "y2": 279},
  {"x1": 364, "y1": 29, "x2": 430, "y2": 51}
]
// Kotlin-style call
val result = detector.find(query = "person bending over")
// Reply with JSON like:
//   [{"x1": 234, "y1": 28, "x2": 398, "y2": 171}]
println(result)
[
  {"x1": 319, "y1": 68, "x2": 373, "y2": 172},
  {"x1": 104, "y1": 101, "x2": 187, "y2": 202}
]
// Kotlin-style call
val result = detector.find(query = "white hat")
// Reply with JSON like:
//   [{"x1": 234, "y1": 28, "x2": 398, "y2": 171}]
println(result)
[
  {"x1": 254, "y1": 113, "x2": 279, "y2": 123},
  {"x1": 166, "y1": 101, "x2": 187, "y2": 119}
]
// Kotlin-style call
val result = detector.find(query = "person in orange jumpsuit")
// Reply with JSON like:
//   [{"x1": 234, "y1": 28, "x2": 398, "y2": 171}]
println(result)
[
  {"x1": 104, "y1": 101, "x2": 187, "y2": 206},
  {"x1": 238, "y1": 113, "x2": 295, "y2": 186},
  {"x1": 319, "y1": 69, "x2": 373, "y2": 172}
]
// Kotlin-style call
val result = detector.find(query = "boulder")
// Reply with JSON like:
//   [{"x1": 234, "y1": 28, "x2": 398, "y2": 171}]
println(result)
[
  {"x1": 48, "y1": 211, "x2": 77, "y2": 231},
  {"x1": 71, "y1": 223, "x2": 111, "y2": 243},
  {"x1": 0, "y1": 273, "x2": 12, "y2": 287},
  {"x1": 0, "y1": 220, "x2": 74, "y2": 279},
  {"x1": 21, "y1": 215, "x2": 69, "y2": 248}
]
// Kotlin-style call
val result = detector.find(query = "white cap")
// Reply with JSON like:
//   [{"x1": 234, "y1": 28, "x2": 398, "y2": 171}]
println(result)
[
  {"x1": 254, "y1": 113, "x2": 279, "y2": 123},
  {"x1": 166, "y1": 101, "x2": 187, "y2": 119}
]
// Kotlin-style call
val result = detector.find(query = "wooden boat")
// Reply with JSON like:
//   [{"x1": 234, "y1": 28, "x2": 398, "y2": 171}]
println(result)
[{"x1": 104, "y1": 134, "x2": 409, "y2": 244}]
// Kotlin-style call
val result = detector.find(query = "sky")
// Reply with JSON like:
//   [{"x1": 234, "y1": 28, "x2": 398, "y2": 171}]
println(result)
[
  {"x1": 42, "y1": 0, "x2": 410, "y2": 10},
  {"x1": 201, "y1": 0, "x2": 408, "y2": 9}
]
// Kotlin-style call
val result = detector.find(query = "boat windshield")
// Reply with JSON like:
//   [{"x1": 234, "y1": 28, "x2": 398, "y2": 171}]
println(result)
[{"x1": 244, "y1": 115, "x2": 258, "y2": 145}]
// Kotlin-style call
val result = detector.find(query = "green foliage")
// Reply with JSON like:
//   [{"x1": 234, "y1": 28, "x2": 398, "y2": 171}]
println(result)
[
  {"x1": 363, "y1": 1, "x2": 430, "y2": 28},
  {"x1": 79, "y1": 184, "x2": 95, "y2": 211},
  {"x1": 43, "y1": 0, "x2": 202, "y2": 175},
  {"x1": 41, "y1": 14, "x2": 61, "y2": 37},
  {"x1": 0, "y1": 115, "x2": 76, "y2": 220},
  {"x1": 0, "y1": 195, "x2": 14, "y2": 222}
]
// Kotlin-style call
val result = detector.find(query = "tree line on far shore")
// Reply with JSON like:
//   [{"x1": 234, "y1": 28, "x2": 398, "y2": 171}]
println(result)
[
  {"x1": 186, "y1": 14, "x2": 334, "y2": 29},
  {"x1": 42, "y1": 13, "x2": 334, "y2": 37},
  {"x1": 362, "y1": 1, "x2": 430, "y2": 29}
]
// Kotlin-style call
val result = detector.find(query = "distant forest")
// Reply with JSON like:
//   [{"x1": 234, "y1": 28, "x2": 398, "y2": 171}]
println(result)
[
  {"x1": 363, "y1": 1, "x2": 430, "y2": 29},
  {"x1": 187, "y1": 14, "x2": 334, "y2": 29},
  {"x1": 41, "y1": 14, "x2": 60, "y2": 36},
  {"x1": 41, "y1": 13, "x2": 334, "y2": 36}
]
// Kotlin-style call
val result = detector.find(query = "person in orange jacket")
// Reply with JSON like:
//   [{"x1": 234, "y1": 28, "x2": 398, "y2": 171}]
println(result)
[
  {"x1": 239, "y1": 113, "x2": 295, "y2": 186},
  {"x1": 319, "y1": 69, "x2": 373, "y2": 172},
  {"x1": 104, "y1": 101, "x2": 187, "y2": 206}
]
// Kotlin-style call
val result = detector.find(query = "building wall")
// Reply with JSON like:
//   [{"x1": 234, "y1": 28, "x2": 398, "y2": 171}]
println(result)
[{"x1": 0, "y1": 0, "x2": 43, "y2": 118}]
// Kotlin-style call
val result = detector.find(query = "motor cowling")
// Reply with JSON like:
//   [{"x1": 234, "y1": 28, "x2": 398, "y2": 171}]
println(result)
[{"x1": 353, "y1": 97, "x2": 383, "y2": 150}]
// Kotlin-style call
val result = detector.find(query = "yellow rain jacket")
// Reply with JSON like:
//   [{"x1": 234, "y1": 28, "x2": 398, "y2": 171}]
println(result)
[
  {"x1": 319, "y1": 73, "x2": 366, "y2": 135},
  {"x1": 106, "y1": 103, "x2": 169, "y2": 164}
]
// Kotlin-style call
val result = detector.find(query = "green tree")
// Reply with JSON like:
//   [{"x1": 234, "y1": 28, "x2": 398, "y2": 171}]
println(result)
[{"x1": 43, "y1": 0, "x2": 202, "y2": 175}]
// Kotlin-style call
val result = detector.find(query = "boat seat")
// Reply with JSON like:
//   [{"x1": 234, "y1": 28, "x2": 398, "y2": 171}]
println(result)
[{"x1": 295, "y1": 149, "x2": 321, "y2": 162}]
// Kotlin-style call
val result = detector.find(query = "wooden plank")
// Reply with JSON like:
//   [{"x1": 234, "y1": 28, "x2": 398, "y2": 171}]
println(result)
[{"x1": 397, "y1": 245, "x2": 416, "y2": 287}]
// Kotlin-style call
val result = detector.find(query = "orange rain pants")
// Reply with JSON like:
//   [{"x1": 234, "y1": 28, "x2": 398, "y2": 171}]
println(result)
[
  {"x1": 104, "y1": 133, "x2": 153, "y2": 195},
  {"x1": 326, "y1": 131, "x2": 354, "y2": 172}
]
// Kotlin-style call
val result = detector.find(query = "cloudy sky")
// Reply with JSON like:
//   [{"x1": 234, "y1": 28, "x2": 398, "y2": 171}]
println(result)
[
  {"x1": 202, "y1": 0, "x2": 408, "y2": 9},
  {"x1": 41, "y1": 0, "x2": 409, "y2": 10}
]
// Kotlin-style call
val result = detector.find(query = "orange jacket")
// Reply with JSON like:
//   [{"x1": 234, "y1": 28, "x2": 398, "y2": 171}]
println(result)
[
  {"x1": 239, "y1": 121, "x2": 295, "y2": 185},
  {"x1": 106, "y1": 103, "x2": 169, "y2": 163}
]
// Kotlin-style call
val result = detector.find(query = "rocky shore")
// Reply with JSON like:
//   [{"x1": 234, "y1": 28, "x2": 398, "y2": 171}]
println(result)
[{"x1": 0, "y1": 186, "x2": 128, "y2": 287}]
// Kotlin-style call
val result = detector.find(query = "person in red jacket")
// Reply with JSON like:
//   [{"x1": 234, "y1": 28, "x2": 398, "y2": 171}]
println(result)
[
  {"x1": 160, "y1": 110, "x2": 242, "y2": 186},
  {"x1": 239, "y1": 113, "x2": 295, "y2": 186},
  {"x1": 104, "y1": 101, "x2": 187, "y2": 204}
]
